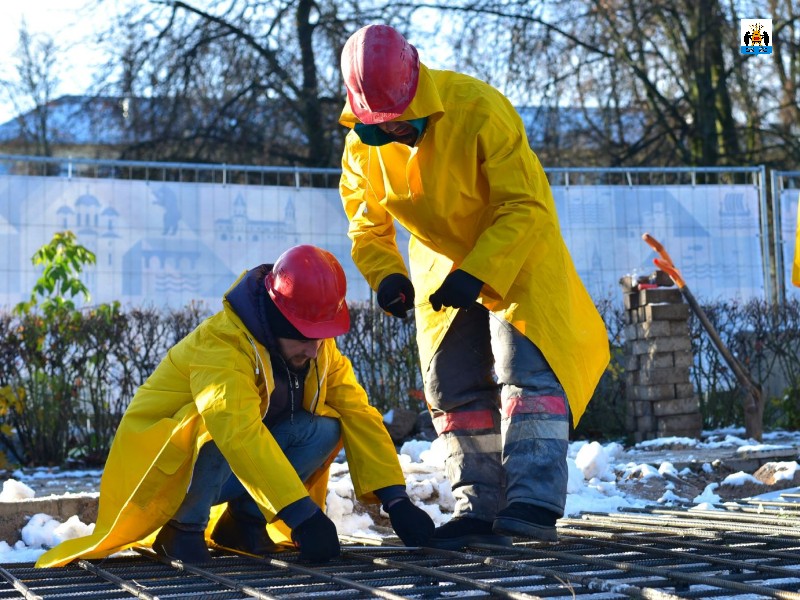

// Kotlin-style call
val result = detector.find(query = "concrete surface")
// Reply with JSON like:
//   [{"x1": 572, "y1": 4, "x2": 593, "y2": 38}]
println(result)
[
  {"x1": 0, "y1": 495, "x2": 98, "y2": 545},
  {"x1": 623, "y1": 443, "x2": 800, "y2": 472}
]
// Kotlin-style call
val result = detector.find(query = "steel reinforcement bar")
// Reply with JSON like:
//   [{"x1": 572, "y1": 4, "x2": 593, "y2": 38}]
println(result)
[{"x1": 0, "y1": 501, "x2": 800, "y2": 598}]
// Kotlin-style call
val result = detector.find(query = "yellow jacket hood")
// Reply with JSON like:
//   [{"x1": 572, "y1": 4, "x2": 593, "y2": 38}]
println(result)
[{"x1": 339, "y1": 62, "x2": 445, "y2": 129}]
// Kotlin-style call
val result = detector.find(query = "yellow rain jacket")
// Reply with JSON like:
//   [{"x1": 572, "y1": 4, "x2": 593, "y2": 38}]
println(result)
[
  {"x1": 36, "y1": 272, "x2": 405, "y2": 568},
  {"x1": 339, "y1": 64, "x2": 609, "y2": 426}
]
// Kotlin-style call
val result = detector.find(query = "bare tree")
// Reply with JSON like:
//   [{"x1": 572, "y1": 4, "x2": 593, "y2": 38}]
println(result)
[
  {"x1": 0, "y1": 22, "x2": 60, "y2": 157},
  {"x1": 403, "y1": 0, "x2": 797, "y2": 168},
  {"x1": 764, "y1": 0, "x2": 800, "y2": 164},
  {"x1": 91, "y1": 0, "x2": 371, "y2": 167},
  {"x1": 64, "y1": 0, "x2": 798, "y2": 168}
]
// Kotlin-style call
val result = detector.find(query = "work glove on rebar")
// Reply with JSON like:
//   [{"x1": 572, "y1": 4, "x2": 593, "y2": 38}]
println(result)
[
  {"x1": 429, "y1": 269, "x2": 484, "y2": 311},
  {"x1": 290, "y1": 509, "x2": 340, "y2": 562},
  {"x1": 377, "y1": 273, "x2": 415, "y2": 318},
  {"x1": 385, "y1": 499, "x2": 435, "y2": 547}
]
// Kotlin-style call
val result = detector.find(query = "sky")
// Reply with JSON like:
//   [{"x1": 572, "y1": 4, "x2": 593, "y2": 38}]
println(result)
[
  {"x1": 0, "y1": 1, "x2": 453, "y2": 126},
  {"x1": 0, "y1": 0, "x2": 125, "y2": 124},
  {"x1": 0, "y1": 427, "x2": 798, "y2": 565}
]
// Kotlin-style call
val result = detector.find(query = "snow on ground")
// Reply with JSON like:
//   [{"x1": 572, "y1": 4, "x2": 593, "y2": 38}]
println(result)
[{"x1": 0, "y1": 427, "x2": 798, "y2": 564}]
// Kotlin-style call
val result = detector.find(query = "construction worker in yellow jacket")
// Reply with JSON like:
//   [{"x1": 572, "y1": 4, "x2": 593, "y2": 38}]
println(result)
[
  {"x1": 36, "y1": 245, "x2": 434, "y2": 567},
  {"x1": 339, "y1": 24, "x2": 610, "y2": 549}
]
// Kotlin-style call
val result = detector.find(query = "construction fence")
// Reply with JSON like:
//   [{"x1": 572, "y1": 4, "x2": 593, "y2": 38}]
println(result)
[
  {"x1": 773, "y1": 169, "x2": 800, "y2": 304},
  {"x1": 0, "y1": 155, "x2": 792, "y2": 310}
]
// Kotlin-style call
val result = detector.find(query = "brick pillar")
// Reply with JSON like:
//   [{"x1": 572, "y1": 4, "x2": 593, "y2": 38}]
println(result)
[{"x1": 621, "y1": 279, "x2": 703, "y2": 442}]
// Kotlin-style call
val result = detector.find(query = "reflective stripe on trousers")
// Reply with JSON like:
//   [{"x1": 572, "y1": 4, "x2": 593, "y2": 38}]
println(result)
[{"x1": 425, "y1": 306, "x2": 569, "y2": 520}]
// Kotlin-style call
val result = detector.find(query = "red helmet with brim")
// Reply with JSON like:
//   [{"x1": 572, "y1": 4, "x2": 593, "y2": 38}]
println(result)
[
  {"x1": 341, "y1": 24, "x2": 420, "y2": 125},
  {"x1": 265, "y1": 245, "x2": 350, "y2": 339}
]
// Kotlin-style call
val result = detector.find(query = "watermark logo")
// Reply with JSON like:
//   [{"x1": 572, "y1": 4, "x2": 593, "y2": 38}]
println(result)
[{"x1": 741, "y1": 19, "x2": 772, "y2": 55}]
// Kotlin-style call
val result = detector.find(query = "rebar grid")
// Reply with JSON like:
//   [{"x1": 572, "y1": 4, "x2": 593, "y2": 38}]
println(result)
[{"x1": 2, "y1": 501, "x2": 800, "y2": 599}]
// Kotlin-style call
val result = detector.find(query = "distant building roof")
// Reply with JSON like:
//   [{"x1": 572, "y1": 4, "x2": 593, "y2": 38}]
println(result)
[
  {"x1": 518, "y1": 105, "x2": 641, "y2": 147},
  {"x1": 0, "y1": 95, "x2": 143, "y2": 145},
  {"x1": 0, "y1": 95, "x2": 638, "y2": 157}
]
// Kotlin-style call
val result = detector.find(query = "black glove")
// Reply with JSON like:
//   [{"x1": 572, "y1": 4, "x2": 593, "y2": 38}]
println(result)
[
  {"x1": 429, "y1": 269, "x2": 484, "y2": 311},
  {"x1": 386, "y1": 498, "x2": 435, "y2": 547},
  {"x1": 290, "y1": 509, "x2": 340, "y2": 562},
  {"x1": 377, "y1": 273, "x2": 415, "y2": 318}
]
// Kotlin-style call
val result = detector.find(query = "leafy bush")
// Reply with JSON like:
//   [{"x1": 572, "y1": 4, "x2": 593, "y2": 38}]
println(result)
[
  {"x1": 572, "y1": 298, "x2": 627, "y2": 440},
  {"x1": 691, "y1": 298, "x2": 800, "y2": 432},
  {"x1": 336, "y1": 302, "x2": 424, "y2": 415},
  {"x1": 0, "y1": 231, "x2": 209, "y2": 466},
  {"x1": 0, "y1": 231, "x2": 100, "y2": 465}
]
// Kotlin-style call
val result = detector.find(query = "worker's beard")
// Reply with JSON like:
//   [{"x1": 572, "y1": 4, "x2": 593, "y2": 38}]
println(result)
[
  {"x1": 276, "y1": 337, "x2": 320, "y2": 371},
  {"x1": 283, "y1": 354, "x2": 311, "y2": 371}
]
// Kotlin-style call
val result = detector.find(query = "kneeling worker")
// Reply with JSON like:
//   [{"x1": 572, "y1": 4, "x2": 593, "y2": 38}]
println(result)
[{"x1": 37, "y1": 244, "x2": 434, "y2": 567}]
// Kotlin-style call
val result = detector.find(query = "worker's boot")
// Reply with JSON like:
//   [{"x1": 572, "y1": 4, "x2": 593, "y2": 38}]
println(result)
[
  {"x1": 426, "y1": 516, "x2": 511, "y2": 550},
  {"x1": 210, "y1": 508, "x2": 278, "y2": 555},
  {"x1": 153, "y1": 522, "x2": 211, "y2": 563},
  {"x1": 492, "y1": 502, "x2": 559, "y2": 542}
]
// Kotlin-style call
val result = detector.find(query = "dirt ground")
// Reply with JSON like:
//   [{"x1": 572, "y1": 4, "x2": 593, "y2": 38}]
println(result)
[{"x1": 617, "y1": 459, "x2": 800, "y2": 504}]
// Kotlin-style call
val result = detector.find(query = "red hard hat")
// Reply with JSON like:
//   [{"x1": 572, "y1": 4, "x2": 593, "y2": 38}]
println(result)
[
  {"x1": 265, "y1": 245, "x2": 350, "y2": 338},
  {"x1": 341, "y1": 24, "x2": 420, "y2": 125}
]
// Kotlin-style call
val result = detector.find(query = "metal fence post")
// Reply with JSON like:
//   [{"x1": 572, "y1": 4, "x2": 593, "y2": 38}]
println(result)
[{"x1": 757, "y1": 165, "x2": 773, "y2": 305}]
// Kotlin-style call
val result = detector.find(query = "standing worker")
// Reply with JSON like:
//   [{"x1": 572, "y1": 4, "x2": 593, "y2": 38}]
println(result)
[
  {"x1": 37, "y1": 245, "x2": 434, "y2": 567},
  {"x1": 338, "y1": 24, "x2": 610, "y2": 549}
]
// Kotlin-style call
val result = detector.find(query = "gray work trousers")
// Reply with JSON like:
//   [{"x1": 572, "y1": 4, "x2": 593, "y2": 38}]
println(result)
[{"x1": 424, "y1": 306, "x2": 570, "y2": 521}]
